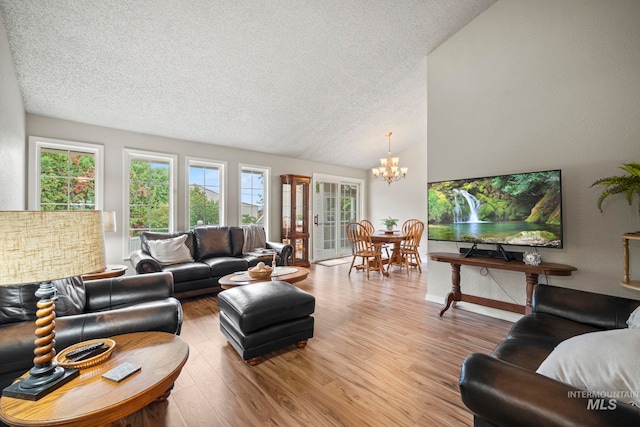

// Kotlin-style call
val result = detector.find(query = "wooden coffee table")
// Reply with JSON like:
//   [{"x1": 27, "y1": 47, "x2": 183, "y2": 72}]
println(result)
[
  {"x1": 219, "y1": 266, "x2": 310, "y2": 289},
  {"x1": 0, "y1": 332, "x2": 188, "y2": 427}
]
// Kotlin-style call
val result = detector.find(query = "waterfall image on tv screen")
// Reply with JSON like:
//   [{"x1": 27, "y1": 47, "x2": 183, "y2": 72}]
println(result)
[{"x1": 427, "y1": 169, "x2": 563, "y2": 248}]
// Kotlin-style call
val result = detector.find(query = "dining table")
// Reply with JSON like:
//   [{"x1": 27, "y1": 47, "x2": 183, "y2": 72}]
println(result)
[{"x1": 370, "y1": 230, "x2": 407, "y2": 272}]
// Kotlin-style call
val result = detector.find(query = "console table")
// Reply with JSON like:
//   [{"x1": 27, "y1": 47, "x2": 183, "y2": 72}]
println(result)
[{"x1": 428, "y1": 252, "x2": 577, "y2": 316}]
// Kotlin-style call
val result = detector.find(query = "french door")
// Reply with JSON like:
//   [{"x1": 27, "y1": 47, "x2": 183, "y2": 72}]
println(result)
[{"x1": 312, "y1": 176, "x2": 363, "y2": 261}]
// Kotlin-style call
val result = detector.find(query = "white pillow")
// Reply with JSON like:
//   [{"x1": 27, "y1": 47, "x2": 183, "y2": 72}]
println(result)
[
  {"x1": 147, "y1": 235, "x2": 194, "y2": 266},
  {"x1": 536, "y1": 329, "x2": 640, "y2": 406},
  {"x1": 627, "y1": 306, "x2": 640, "y2": 328}
]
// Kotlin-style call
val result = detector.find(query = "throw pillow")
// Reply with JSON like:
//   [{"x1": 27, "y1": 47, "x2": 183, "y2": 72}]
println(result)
[
  {"x1": 627, "y1": 306, "x2": 640, "y2": 328},
  {"x1": 147, "y1": 234, "x2": 194, "y2": 265},
  {"x1": 536, "y1": 329, "x2": 640, "y2": 406}
]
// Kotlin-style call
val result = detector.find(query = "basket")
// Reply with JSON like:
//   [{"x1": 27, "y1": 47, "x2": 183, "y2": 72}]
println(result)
[
  {"x1": 248, "y1": 266, "x2": 273, "y2": 279},
  {"x1": 56, "y1": 338, "x2": 116, "y2": 369}
]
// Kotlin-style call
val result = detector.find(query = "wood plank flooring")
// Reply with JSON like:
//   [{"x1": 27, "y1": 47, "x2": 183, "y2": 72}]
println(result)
[{"x1": 124, "y1": 262, "x2": 513, "y2": 426}]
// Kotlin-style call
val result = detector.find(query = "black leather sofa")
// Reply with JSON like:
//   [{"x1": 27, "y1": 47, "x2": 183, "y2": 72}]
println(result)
[
  {"x1": 129, "y1": 226, "x2": 293, "y2": 298},
  {"x1": 0, "y1": 272, "x2": 182, "y2": 400},
  {"x1": 459, "y1": 284, "x2": 640, "y2": 426}
]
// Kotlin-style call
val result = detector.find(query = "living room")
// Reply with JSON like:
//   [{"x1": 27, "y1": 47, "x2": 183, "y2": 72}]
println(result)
[{"x1": 1, "y1": 1, "x2": 639, "y2": 426}]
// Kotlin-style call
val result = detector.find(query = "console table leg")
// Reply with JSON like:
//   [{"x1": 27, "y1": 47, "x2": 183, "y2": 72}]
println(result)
[
  {"x1": 525, "y1": 273, "x2": 539, "y2": 315},
  {"x1": 440, "y1": 264, "x2": 462, "y2": 317}
]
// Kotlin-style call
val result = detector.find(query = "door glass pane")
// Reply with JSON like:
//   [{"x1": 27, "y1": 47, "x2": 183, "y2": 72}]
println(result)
[{"x1": 313, "y1": 179, "x2": 361, "y2": 261}]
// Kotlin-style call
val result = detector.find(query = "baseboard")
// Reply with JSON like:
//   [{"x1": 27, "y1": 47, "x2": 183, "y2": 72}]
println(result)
[{"x1": 425, "y1": 293, "x2": 523, "y2": 323}]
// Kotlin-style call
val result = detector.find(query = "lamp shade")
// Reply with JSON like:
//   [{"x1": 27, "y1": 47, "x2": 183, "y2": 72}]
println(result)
[
  {"x1": 102, "y1": 211, "x2": 117, "y2": 233},
  {"x1": 0, "y1": 211, "x2": 106, "y2": 286}
]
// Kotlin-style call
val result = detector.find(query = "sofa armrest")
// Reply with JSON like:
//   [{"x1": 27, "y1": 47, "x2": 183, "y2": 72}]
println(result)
[
  {"x1": 130, "y1": 249, "x2": 162, "y2": 273},
  {"x1": 85, "y1": 272, "x2": 174, "y2": 312},
  {"x1": 459, "y1": 353, "x2": 640, "y2": 427},
  {"x1": 532, "y1": 284, "x2": 640, "y2": 329},
  {"x1": 266, "y1": 241, "x2": 293, "y2": 266}
]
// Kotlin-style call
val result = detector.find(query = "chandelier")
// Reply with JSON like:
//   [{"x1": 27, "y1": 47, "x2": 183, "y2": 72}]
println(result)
[{"x1": 371, "y1": 131, "x2": 408, "y2": 185}]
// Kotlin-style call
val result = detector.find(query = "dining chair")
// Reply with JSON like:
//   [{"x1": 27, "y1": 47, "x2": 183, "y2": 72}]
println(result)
[
  {"x1": 346, "y1": 222, "x2": 386, "y2": 279},
  {"x1": 399, "y1": 219, "x2": 425, "y2": 273},
  {"x1": 360, "y1": 219, "x2": 391, "y2": 258}
]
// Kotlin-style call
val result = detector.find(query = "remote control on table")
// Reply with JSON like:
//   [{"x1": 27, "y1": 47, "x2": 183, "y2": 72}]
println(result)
[
  {"x1": 73, "y1": 345, "x2": 109, "y2": 361},
  {"x1": 66, "y1": 341, "x2": 105, "y2": 360}
]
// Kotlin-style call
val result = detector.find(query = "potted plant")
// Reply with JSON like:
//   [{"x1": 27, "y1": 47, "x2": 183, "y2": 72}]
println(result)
[
  {"x1": 382, "y1": 217, "x2": 399, "y2": 231},
  {"x1": 591, "y1": 162, "x2": 640, "y2": 216}
]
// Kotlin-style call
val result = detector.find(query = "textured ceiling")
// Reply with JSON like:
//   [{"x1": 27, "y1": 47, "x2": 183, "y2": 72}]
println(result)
[{"x1": 0, "y1": 0, "x2": 495, "y2": 169}]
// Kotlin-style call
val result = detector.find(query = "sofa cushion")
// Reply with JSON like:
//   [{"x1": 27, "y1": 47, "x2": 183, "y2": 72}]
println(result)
[
  {"x1": 162, "y1": 262, "x2": 211, "y2": 283},
  {"x1": 0, "y1": 277, "x2": 85, "y2": 325},
  {"x1": 230, "y1": 227, "x2": 245, "y2": 257},
  {"x1": 147, "y1": 234, "x2": 195, "y2": 265},
  {"x1": 507, "y1": 313, "x2": 602, "y2": 346},
  {"x1": 194, "y1": 226, "x2": 232, "y2": 260},
  {"x1": 204, "y1": 257, "x2": 249, "y2": 277},
  {"x1": 536, "y1": 329, "x2": 640, "y2": 406}
]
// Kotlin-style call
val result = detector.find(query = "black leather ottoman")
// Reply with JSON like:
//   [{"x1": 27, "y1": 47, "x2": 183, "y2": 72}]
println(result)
[{"x1": 218, "y1": 281, "x2": 315, "y2": 365}]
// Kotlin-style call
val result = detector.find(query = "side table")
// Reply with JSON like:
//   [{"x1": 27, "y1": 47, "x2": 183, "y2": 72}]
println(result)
[
  {"x1": 82, "y1": 264, "x2": 128, "y2": 281},
  {"x1": 0, "y1": 331, "x2": 188, "y2": 427}
]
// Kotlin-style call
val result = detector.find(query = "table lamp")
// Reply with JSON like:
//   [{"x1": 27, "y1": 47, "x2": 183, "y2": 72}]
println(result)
[{"x1": 0, "y1": 211, "x2": 106, "y2": 400}]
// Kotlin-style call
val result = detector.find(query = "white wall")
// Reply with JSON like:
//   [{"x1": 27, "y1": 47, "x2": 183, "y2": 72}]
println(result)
[
  {"x1": 0, "y1": 13, "x2": 25, "y2": 209},
  {"x1": 26, "y1": 114, "x2": 367, "y2": 266},
  {"x1": 427, "y1": 0, "x2": 640, "y2": 305}
]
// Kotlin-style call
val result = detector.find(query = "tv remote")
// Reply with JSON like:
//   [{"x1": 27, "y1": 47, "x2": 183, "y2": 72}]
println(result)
[
  {"x1": 66, "y1": 341, "x2": 105, "y2": 360},
  {"x1": 73, "y1": 345, "x2": 109, "y2": 361}
]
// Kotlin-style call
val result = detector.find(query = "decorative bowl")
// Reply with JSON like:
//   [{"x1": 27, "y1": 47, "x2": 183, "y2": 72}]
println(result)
[{"x1": 248, "y1": 265, "x2": 273, "y2": 279}]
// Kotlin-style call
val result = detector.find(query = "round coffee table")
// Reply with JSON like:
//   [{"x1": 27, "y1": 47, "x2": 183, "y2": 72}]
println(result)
[
  {"x1": 219, "y1": 266, "x2": 310, "y2": 289},
  {"x1": 0, "y1": 332, "x2": 188, "y2": 427}
]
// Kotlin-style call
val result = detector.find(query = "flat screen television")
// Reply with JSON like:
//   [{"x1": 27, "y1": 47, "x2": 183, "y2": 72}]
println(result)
[{"x1": 427, "y1": 169, "x2": 563, "y2": 250}]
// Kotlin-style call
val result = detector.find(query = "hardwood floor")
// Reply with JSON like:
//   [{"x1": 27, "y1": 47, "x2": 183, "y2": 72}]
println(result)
[{"x1": 125, "y1": 262, "x2": 513, "y2": 427}]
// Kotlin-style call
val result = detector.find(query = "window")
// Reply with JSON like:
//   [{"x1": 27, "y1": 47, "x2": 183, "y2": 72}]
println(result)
[
  {"x1": 239, "y1": 164, "x2": 270, "y2": 235},
  {"x1": 125, "y1": 149, "x2": 177, "y2": 254},
  {"x1": 187, "y1": 157, "x2": 226, "y2": 228},
  {"x1": 28, "y1": 137, "x2": 103, "y2": 210}
]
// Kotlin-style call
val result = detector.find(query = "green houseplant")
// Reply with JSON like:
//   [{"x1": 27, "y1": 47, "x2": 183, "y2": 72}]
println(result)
[
  {"x1": 591, "y1": 162, "x2": 640, "y2": 216},
  {"x1": 382, "y1": 216, "x2": 399, "y2": 231}
]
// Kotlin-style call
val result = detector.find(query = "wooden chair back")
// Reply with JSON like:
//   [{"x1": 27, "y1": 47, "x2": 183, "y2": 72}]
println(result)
[
  {"x1": 403, "y1": 220, "x2": 424, "y2": 248},
  {"x1": 360, "y1": 219, "x2": 376, "y2": 235},
  {"x1": 402, "y1": 219, "x2": 423, "y2": 236},
  {"x1": 346, "y1": 222, "x2": 375, "y2": 255}
]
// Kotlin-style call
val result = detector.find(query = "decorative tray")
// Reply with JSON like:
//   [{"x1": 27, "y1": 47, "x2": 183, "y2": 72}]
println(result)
[{"x1": 56, "y1": 338, "x2": 116, "y2": 369}]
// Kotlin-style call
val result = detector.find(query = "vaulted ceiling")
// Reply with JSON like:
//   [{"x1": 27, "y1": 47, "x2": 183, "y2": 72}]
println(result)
[{"x1": 0, "y1": 0, "x2": 495, "y2": 169}]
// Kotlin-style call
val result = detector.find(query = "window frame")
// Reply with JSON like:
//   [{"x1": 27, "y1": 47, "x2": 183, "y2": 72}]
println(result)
[
  {"x1": 186, "y1": 156, "x2": 227, "y2": 228},
  {"x1": 124, "y1": 148, "x2": 177, "y2": 258},
  {"x1": 238, "y1": 164, "x2": 270, "y2": 237},
  {"x1": 28, "y1": 136, "x2": 104, "y2": 211}
]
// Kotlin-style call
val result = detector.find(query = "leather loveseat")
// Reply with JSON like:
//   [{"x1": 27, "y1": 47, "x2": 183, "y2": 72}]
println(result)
[
  {"x1": 129, "y1": 226, "x2": 293, "y2": 298},
  {"x1": 0, "y1": 272, "x2": 182, "y2": 400},
  {"x1": 459, "y1": 284, "x2": 640, "y2": 426}
]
